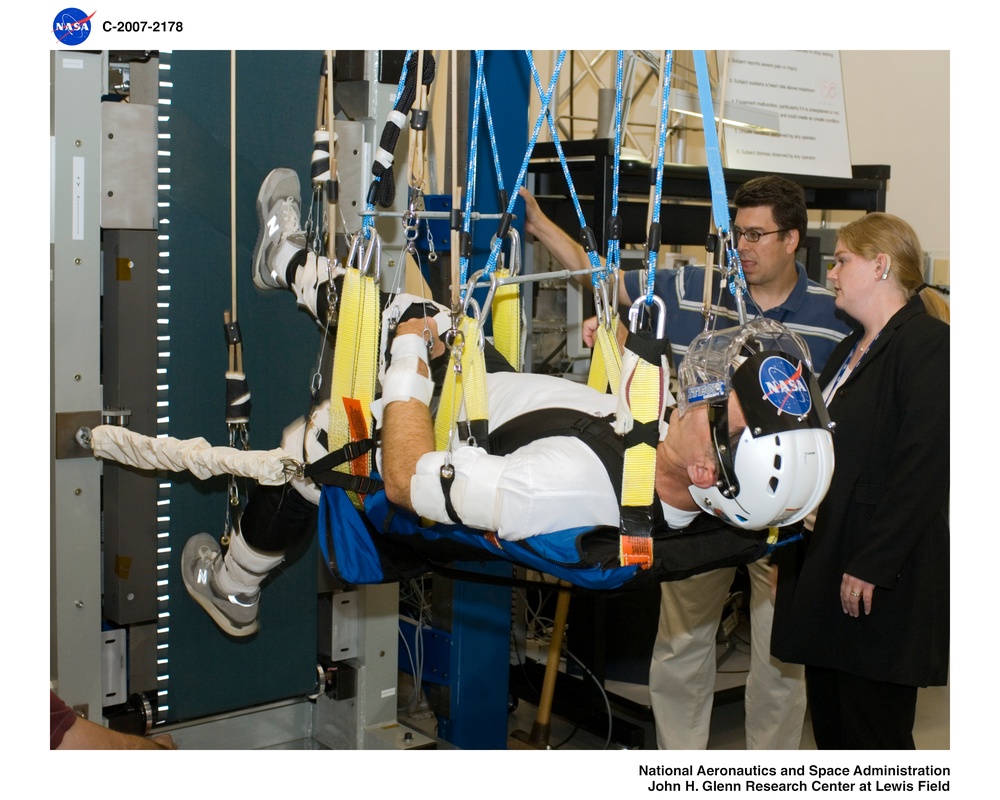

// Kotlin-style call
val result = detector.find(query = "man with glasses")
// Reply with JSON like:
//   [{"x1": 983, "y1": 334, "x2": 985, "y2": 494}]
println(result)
[{"x1": 521, "y1": 174, "x2": 852, "y2": 749}]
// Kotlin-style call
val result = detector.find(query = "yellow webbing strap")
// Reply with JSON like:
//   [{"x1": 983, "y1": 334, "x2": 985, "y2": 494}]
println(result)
[
  {"x1": 434, "y1": 315, "x2": 489, "y2": 452},
  {"x1": 615, "y1": 311, "x2": 670, "y2": 569},
  {"x1": 491, "y1": 269, "x2": 522, "y2": 371},
  {"x1": 587, "y1": 314, "x2": 622, "y2": 395},
  {"x1": 615, "y1": 295, "x2": 671, "y2": 568},
  {"x1": 328, "y1": 267, "x2": 380, "y2": 507},
  {"x1": 618, "y1": 349, "x2": 661, "y2": 508}
]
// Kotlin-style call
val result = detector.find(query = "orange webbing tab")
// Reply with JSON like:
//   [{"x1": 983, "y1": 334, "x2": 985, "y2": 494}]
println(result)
[
  {"x1": 619, "y1": 535, "x2": 653, "y2": 569},
  {"x1": 343, "y1": 397, "x2": 370, "y2": 476}
]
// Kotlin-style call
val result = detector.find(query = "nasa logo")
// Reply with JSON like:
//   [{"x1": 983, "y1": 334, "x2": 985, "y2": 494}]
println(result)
[
  {"x1": 759, "y1": 356, "x2": 812, "y2": 416},
  {"x1": 52, "y1": 8, "x2": 95, "y2": 45}
]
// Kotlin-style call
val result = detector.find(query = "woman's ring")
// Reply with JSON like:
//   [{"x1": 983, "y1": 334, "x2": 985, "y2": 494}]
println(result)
[{"x1": 850, "y1": 591, "x2": 861, "y2": 597}]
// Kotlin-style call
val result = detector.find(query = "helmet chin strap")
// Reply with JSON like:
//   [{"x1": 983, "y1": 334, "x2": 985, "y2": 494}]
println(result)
[{"x1": 707, "y1": 397, "x2": 739, "y2": 498}]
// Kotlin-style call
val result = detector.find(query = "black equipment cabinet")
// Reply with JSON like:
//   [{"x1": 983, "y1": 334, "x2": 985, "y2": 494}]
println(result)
[
  {"x1": 513, "y1": 139, "x2": 890, "y2": 749},
  {"x1": 528, "y1": 137, "x2": 888, "y2": 252}
]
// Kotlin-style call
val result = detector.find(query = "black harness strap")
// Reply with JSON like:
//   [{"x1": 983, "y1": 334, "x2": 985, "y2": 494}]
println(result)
[
  {"x1": 487, "y1": 408, "x2": 624, "y2": 499},
  {"x1": 305, "y1": 438, "x2": 384, "y2": 494}
]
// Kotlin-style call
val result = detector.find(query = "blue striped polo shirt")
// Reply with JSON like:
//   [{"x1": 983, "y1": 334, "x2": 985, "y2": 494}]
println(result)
[{"x1": 622, "y1": 263, "x2": 853, "y2": 373}]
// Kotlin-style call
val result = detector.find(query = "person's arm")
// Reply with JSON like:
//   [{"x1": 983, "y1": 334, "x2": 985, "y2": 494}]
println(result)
[
  {"x1": 842, "y1": 322, "x2": 950, "y2": 593},
  {"x1": 57, "y1": 715, "x2": 176, "y2": 750},
  {"x1": 520, "y1": 187, "x2": 591, "y2": 282},
  {"x1": 520, "y1": 188, "x2": 630, "y2": 306},
  {"x1": 380, "y1": 320, "x2": 442, "y2": 511}
]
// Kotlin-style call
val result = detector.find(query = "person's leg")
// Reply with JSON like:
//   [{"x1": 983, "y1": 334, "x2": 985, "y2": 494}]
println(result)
[
  {"x1": 806, "y1": 666, "x2": 917, "y2": 749},
  {"x1": 743, "y1": 557, "x2": 806, "y2": 749},
  {"x1": 182, "y1": 528, "x2": 282, "y2": 638},
  {"x1": 252, "y1": 167, "x2": 308, "y2": 291},
  {"x1": 239, "y1": 482, "x2": 317, "y2": 552},
  {"x1": 251, "y1": 167, "x2": 345, "y2": 323},
  {"x1": 648, "y1": 567, "x2": 734, "y2": 749},
  {"x1": 835, "y1": 670, "x2": 917, "y2": 749},
  {"x1": 804, "y1": 665, "x2": 846, "y2": 749},
  {"x1": 181, "y1": 431, "x2": 318, "y2": 637}
]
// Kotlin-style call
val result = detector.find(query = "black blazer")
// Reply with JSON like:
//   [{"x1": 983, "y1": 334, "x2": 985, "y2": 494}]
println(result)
[{"x1": 771, "y1": 296, "x2": 949, "y2": 687}]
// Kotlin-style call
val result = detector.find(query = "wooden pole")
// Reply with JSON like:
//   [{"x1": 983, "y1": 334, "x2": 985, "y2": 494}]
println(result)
[{"x1": 508, "y1": 581, "x2": 572, "y2": 749}]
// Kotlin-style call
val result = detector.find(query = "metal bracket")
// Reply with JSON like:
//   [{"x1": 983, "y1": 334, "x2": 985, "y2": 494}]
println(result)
[{"x1": 54, "y1": 411, "x2": 102, "y2": 459}]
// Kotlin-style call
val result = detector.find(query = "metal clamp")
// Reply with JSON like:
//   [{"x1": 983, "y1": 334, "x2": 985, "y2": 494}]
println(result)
[{"x1": 628, "y1": 294, "x2": 667, "y2": 338}]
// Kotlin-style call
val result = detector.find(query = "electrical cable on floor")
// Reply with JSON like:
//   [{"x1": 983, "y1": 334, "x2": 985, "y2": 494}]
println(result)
[
  {"x1": 717, "y1": 629, "x2": 752, "y2": 673},
  {"x1": 551, "y1": 724, "x2": 582, "y2": 749},
  {"x1": 398, "y1": 576, "x2": 434, "y2": 716},
  {"x1": 563, "y1": 648, "x2": 612, "y2": 750}
]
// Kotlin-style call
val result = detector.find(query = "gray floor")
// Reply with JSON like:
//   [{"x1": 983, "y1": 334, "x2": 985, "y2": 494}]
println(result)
[
  {"x1": 503, "y1": 628, "x2": 950, "y2": 751},
  {"x1": 504, "y1": 681, "x2": 949, "y2": 751}
]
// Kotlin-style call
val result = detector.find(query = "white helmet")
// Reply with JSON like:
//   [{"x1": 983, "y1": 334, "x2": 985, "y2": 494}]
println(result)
[{"x1": 679, "y1": 319, "x2": 835, "y2": 531}]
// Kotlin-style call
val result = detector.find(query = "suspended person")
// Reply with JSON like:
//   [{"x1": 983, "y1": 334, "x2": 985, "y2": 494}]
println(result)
[
  {"x1": 171, "y1": 169, "x2": 833, "y2": 637},
  {"x1": 770, "y1": 212, "x2": 949, "y2": 749},
  {"x1": 520, "y1": 175, "x2": 853, "y2": 750}
]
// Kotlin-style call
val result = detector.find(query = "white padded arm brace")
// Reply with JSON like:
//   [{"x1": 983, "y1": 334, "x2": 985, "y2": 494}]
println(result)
[{"x1": 375, "y1": 333, "x2": 434, "y2": 412}]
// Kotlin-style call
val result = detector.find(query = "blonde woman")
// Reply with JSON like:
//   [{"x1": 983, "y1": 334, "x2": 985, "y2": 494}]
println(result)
[{"x1": 771, "y1": 213, "x2": 950, "y2": 749}]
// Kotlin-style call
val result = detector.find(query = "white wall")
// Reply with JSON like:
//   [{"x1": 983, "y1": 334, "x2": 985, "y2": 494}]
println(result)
[
  {"x1": 526, "y1": 50, "x2": 949, "y2": 270},
  {"x1": 839, "y1": 51, "x2": 949, "y2": 255}
]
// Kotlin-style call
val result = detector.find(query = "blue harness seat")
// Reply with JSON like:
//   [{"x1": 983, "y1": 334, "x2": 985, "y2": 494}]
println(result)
[{"x1": 315, "y1": 424, "x2": 800, "y2": 592}]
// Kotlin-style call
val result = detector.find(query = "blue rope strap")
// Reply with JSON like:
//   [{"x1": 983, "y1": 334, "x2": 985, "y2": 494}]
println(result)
[
  {"x1": 472, "y1": 50, "x2": 566, "y2": 296},
  {"x1": 480, "y1": 70, "x2": 506, "y2": 203},
  {"x1": 457, "y1": 50, "x2": 486, "y2": 290},
  {"x1": 644, "y1": 51, "x2": 673, "y2": 306},
  {"x1": 525, "y1": 55, "x2": 603, "y2": 284},
  {"x1": 604, "y1": 50, "x2": 625, "y2": 286},
  {"x1": 693, "y1": 50, "x2": 746, "y2": 304}
]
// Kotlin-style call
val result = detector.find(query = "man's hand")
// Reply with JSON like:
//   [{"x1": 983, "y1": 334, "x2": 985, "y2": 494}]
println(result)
[
  {"x1": 396, "y1": 317, "x2": 444, "y2": 361},
  {"x1": 519, "y1": 186, "x2": 544, "y2": 239},
  {"x1": 582, "y1": 315, "x2": 629, "y2": 351}
]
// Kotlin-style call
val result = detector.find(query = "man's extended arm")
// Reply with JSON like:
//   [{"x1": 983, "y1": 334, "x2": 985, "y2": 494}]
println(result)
[
  {"x1": 58, "y1": 716, "x2": 177, "y2": 749},
  {"x1": 520, "y1": 188, "x2": 631, "y2": 306}
]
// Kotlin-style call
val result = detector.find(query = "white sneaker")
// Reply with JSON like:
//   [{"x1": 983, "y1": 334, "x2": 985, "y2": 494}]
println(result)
[
  {"x1": 252, "y1": 168, "x2": 306, "y2": 291},
  {"x1": 181, "y1": 533, "x2": 260, "y2": 636}
]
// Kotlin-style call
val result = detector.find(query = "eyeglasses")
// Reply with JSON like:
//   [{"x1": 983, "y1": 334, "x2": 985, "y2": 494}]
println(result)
[{"x1": 733, "y1": 227, "x2": 790, "y2": 243}]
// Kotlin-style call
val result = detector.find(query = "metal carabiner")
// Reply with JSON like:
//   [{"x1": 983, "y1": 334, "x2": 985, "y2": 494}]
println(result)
[
  {"x1": 426, "y1": 226, "x2": 438, "y2": 262},
  {"x1": 461, "y1": 274, "x2": 489, "y2": 351},
  {"x1": 487, "y1": 225, "x2": 523, "y2": 278},
  {"x1": 402, "y1": 193, "x2": 421, "y2": 243},
  {"x1": 593, "y1": 277, "x2": 614, "y2": 331},
  {"x1": 504, "y1": 226, "x2": 522, "y2": 277},
  {"x1": 463, "y1": 272, "x2": 485, "y2": 320},
  {"x1": 361, "y1": 233, "x2": 382, "y2": 281},
  {"x1": 448, "y1": 328, "x2": 466, "y2": 375},
  {"x1": 466, "y1": 270, "x2": 497, "y2": 320},
  {"x1": 629, "y1": 294, "x2": 667, "y2": 339},
  {"x1": 347, "y1": 231, "x2": 382, "y2": 282}
]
